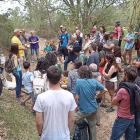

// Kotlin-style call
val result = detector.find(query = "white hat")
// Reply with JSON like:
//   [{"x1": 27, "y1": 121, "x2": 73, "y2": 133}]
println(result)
[
  {"x1": 30, "y1": 30, "x2": 35, "y2": 33},
  {"x1": 14, "y1": 29, "x2": 21, "y2": 33},
  {"x1": 60, "y1": 25, "x2": 63, "y2": 28}
]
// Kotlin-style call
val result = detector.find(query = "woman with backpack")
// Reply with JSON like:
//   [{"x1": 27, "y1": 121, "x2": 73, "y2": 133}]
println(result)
[
  {"x1": 114, "y1": 20, "x2": 123, "y2": 47},
  {"x1": 9, "y1": 43, "x2": 22, "y2": 100}
]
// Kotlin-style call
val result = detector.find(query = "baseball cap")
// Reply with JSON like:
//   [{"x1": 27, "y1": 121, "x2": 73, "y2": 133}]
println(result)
[
  {"x1": 30, "y1": 30, "x2": 35, "y2": 33},
  {"x1": 60, "y1": 25, "x2": 63, "y2": 28},
  {"x1": 90, "y1": 29, "x2": 96, "y2": 33},
  {"x1": 14, "y1": 29, "x2": 21, "y2": 33},
  {"x1": 115, "y1": 20, "x2": 120, "y2": 26}
]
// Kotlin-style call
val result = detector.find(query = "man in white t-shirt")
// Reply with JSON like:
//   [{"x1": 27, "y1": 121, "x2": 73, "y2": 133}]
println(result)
[
  {"x1": 83, "y1": 34, "x2": 91, "y2": 58},
  {"x1": 34, "y1": 66, "x2": 77, "y2": 140}
]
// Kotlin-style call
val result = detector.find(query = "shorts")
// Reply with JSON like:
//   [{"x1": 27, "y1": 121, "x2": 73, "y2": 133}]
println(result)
[
  {"x1": 57, "y1": 46, "x2": 68, "y2": 56},
  {"x1": 103, "y1": 81, "x2": 117, "y2": 90},
  {"x1": 31, "y1": 48, "x2": 39, "y2": 55},
  {"x1": 28, "y1": 92, "x2": 36, "y2": 102}
]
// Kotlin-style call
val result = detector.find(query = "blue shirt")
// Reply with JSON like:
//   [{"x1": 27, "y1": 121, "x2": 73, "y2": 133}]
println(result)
[
  {"x1": 22, "y1": 72, "x2": 34, "y2": 93},
  {"x1": 68, "y1": 42, "x2": 79, "y2": 61},
  {"x1": 60, "y1": 33, "x2": 70, "y2": 47},
  {"x1": 125, "y1": 33, "x2": 135, "y2": 50},
  {"x1": 74, "y1": 79, "x2": 104, "y2": 114},
  {"x1": 86, "y1": 52, "x2": 99, "y2": 72},
  {"x1": 76, "y1": 36, "x2": 82, "y2": 50}
]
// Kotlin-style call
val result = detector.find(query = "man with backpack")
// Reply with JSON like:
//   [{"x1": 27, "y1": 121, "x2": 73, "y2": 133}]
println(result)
[
  {"x1": 110, "y1": 65, "x2": 140, "y2": 140},
  {"x1": 34, "y1": 66, "x2": 76, "y2": 140},
  {"x1": 58, "y1": 27, "x2": 70, "y2": 64}
]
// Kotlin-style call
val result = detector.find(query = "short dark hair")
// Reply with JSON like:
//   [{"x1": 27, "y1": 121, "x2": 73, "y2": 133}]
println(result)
[
  {"x1": 23, "y1": 61, "x2": 30, "y2": 70},
  {"x1": 73, "y1": 46, "x2": 81, "y2": 53},
  {"x1": 100, "y1": 25, "x2": 106, "y2": 33},
  {"x1": 96, "y1": 42, "x2": 103, "y2": 52},
  {"x1": 74, "y1": 59, "x2": 82, "y2": 69},
  {"x1": 90, "y1": 43, "x2": 97, "y2": 51},
  {"x1": 36, "y1": 57, "x2": 49, "y2": 74},
  {"x1": 63, "y1": 70, "x2": 69, "y2": 77},
  {"x1": 113, "y1": 46, "x2": 121, "y2": 58},
  {"x1": 85, "y1": 34, "x2": 90, "y2": 38},
  {"x1": 47, "y1": 66, "x2": 61, "y2": 85},
  {"x1": 124, "y1": 65, "x2": 138, "y2": 83},
  {"x1": 45, "y1": 51, "x2": 57, "y2": 66},
  {"x1": 9, "y1": 43, "x2": 19, "y2": 58},
  {"x1": 103, "y1": 34, "x2": 109, "y2": 41},
  {"x1": 78, "y1": 66, "x2": 92, "y2": 79}
]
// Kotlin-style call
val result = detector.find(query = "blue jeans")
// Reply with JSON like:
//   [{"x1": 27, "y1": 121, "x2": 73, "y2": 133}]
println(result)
[
  {"x1": 24, "y1": 50, "x2": 28, "y2": 60},
  {"x1": 64, "y1": 57, "x2": 75, "y2": 71},
  {"x1": 110, "y1": 117, "x2": 135, "y2": 140},
  {"x1": 31, "y1": 48, "x2": 39, "y2": 55},
  {"x1": 13, "y1": 71, "x2": 22, "y2": 98},
  {"x1": 134, "y1": 110, "x2": 140, "y2": 138}
]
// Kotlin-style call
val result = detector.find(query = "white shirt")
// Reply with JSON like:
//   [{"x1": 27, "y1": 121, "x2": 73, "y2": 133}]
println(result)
[
  {"x1": 83, "y1": 40, "x2": 91, "y2": 58},
  {"x1": 33, "y1": 89, "x2": 77, "y2": 140},
  {"x1": 116, "y1": 57, "x2": 121, "y2": 64}
]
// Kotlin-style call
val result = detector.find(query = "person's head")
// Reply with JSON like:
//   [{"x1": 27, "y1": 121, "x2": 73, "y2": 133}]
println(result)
[
  {"x1": 109, "y1": 32, "x2": 115, "y2": 39},
  {"x1": 23, "y1": 61, "x2": 30, "y2": 70},
  {"x1": 73, "y1": 45, "x2": 81, "y2": 55},
  {"x1": 73, "y1": 59, "x2": 82, "y2": 69},
  {"x1": 76, "y1": 30, "x2": 80, "y2": 37},
  {"x1": 93, "y1": 25, "x2": 97, "y2": 31},
  {"x1": 45, "y1": 51, "x2": 57, "y2": 66},
  {"x1": 45, "y1": 41, "x2": 49, "y2": 46},
  {"x1": 90, "y1": 29, "x2": 95, "y2": 37},
  {"x1": 78, "y1": 66, "x2": 92, "y2": 79},
  {"x1": 60, "y1": 25, "x2": 63, "y2": 29},
  {"x1": 50, "y1": 39, "x2": 55, "y2": 46},
  {"x1": 72, "y1": 34, "x2": 77, "y2": 42},
  {"x1": 61, "y1": 27, "x2": 66, "y2": 33},
  {"x1": 89, "y1": 43, "x2": 96, "y2": 53},
  {"x1": 75, "y1": 27, "x2": 79, "y2": 31},
  {"x1": 36, "y1": 57, "x2": 49, "y2": 74},
  {"x1": 63, "y1": 70, "x2": 69, "y2": 77},
  {"x1": 14, "y1": 29, "x2": 21, "y2": 37},
  {"x1": 96, "y1": 42, "x2": 103, "y2": 52},
  {"x1": 115, "y1": 20, "x2": 120, "y2": 27},
  {"x1": 84, "y1": 34, "x2": 90, "y2": 40},
  {"x1": 21, "y1": 29, "x2": 25, "y2": 34},
  {"x1": 112, "y1": 46, "x2": 121, "y2": 58},
  {"x1": 127, "y1": 27, "x2": 130, "y2": 32},
  {"x1": 89, "y1": 63, "x2": 97, "y2": 72},
  {"x1": 100, "y1": 26, "x2": 106, "y2": 33},
  {"x1": 106, "y1": 54, "x2": 117, "y2": 67},
  {"x1": 103, "y1": 34, "x2": 109, "y2": 41},
  {"x1": 30, "y1": 31, "x2": 35, "y2": 37},
  {"x1": 47, "y1": 66, "x2": 61, "y2": 85},
  {"x1": 124, "y1": 65, "x2": 138, "y2": 83},
  {"x1": 9, "y1": 43, "x2": 19, "y2": 58}
]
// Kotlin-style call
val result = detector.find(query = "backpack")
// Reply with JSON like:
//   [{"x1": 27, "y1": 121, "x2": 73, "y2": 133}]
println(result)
[
  {"x1": 33, "y1": 71, "x2": 47, "y2": 98},
  {"x1": 73, "y1": 120, "x2": 91, "y2": 140},
  {"x1": 5, "y1": 58, "x2": 13, "y2": 73}
]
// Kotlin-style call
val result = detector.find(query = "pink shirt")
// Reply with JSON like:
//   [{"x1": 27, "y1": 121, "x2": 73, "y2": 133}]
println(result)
[
  {"x1": 114, "y1": 27, "x2": 122, "y2": 40},
  {"x1": 115, "y1": 88, "x2": 134, "y2": 119}
]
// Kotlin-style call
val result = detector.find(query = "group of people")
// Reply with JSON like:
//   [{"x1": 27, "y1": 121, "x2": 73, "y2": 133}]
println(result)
[{"x1": 0, "y1": 19, "x2": 140, "y2": 140}]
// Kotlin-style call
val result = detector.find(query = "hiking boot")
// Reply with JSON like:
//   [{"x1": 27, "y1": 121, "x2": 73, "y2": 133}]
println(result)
[
  {"x1": 100, "y1": 103, "x2": 107, "y2": 108},
  {"x1": 106, "y1": 107, "x2": 115, "y2": 112},
  {"x1": 20, "y1": 102, "x2": 25, "y2": 106},
  {"x1": 31, "y1": 59, "x2": 34, "y2": 63}
]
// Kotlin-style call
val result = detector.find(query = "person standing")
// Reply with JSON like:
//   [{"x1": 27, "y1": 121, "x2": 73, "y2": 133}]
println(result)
[
  {"x1": 90, "y1": 29, "x2": 96, "y2": 43},
  {"x1": 122, "y1": 27, "x2": 135, "y2": 65},
  {"x1": 134, "y1": 19, "x2": 140, "y2": 57},
  {"x1": 103, "y1": 32, "x2": 119, "y2": 55},
  {"x1": 76, "y1": 30, "x2": 82, "y2": 50},
  {"x1": 70, "y1": 66, "x2": 107, "y2": 140},
  {"x1": 28, "y1": 31, "x2": 39, "y2": 63},
  {"x1": 99, "y1": 26, "x2": 106, "y2": 42},
  {"x1": 114, "y1": 20, "x2": 123, "y2": 47},
  {"x1": 58, "y1": 27, "x2": 70, "y2": 63},
  {"x1": 19, "y1": 29, "x2": 28, "y2": 60},
  {"x1": 64, "y1": 34, "x2": 80, "y2": 70},
  {"x1": 34, "y1": 66, "x2": 76, "y2": 140},
  {"x1": 74, "y1": 27, "x2": 83, "y2": 37},
  {"x1": 83, "y1": 34, "x2": 91, "y2": 58},
  {"x1": 58, "y1": 25, "x2": 63, "y2": 38},
  {"x1": 93, "y1": 25, "x2": 100, "y2": 42},
  {"x1": 11, "y1": 29, "x2": 27, "y2": 71},
  {"x1": 86, "y1": 43, "x2": 100, "y2": 72}
]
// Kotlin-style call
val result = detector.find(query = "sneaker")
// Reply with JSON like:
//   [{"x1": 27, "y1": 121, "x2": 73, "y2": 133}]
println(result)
[
  {"x1": 31, "y1": 59, "x2": 34, "y2": 63},
  {"x1": 106, "y1": 107, "x2": 115, "y2": 112},
  {"x1": 100, "y1": 103, "x2": 107, "y2": 108},
  {"x1": 31, "y1": 112, "x2": 36, "y2": 116},
  {"x1": 20, "y1": 102, "x2": 25, "y2": 106}
]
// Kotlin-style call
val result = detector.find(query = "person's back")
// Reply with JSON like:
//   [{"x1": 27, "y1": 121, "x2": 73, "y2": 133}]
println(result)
[{"x1": 34, "y1": 66, "x2": 76, "y2": 140}]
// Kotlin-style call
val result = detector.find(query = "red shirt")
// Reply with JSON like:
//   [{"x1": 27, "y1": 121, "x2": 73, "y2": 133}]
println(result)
[
  {"x1": 115, "y1": 88, "x2": 134, "y2": 119},
  {"x1": 114, "y1": 27, "x2": 122, "y2": 40}
]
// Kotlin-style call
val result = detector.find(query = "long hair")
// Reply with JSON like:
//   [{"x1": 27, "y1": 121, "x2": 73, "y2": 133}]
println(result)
[
  {"x1": 100, "y1": 25, "x2": 106, "y2": 33},
  {"x1": 45, "y1": 51, "x2": 57, "y2": 66},
  {"x1": 113, "y1": 46, "x2": 121, "y2": 58},
  {"x1": 9, "y1": 43, "x2": 19, "y2": 58},
  {"x1": 106, "y1": 54, "x2": 118, "y2": 68},
  {"x1": 50, "y1": 39, "x2": 55, "y2": 46}
]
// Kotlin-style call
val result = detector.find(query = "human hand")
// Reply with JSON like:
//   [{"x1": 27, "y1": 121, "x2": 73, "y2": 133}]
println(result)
[
  {"x1": 75, "y1": 107, "x2": 79, "y2": 112},
  {"x1": 23, "y1": 47, "x2": 27, "y2": 50}
]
